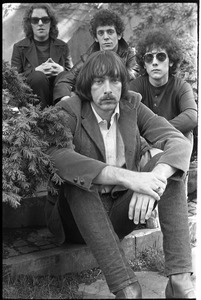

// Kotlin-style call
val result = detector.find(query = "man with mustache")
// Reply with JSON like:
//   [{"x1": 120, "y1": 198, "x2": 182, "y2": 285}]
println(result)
[
  {"x1": 53, "y1": 8, "x2": 139, "y2": 104},
  {"x1": 11, "y1": 3, "x2": 73, "y2": 109},
  {"x1": 45, "y1": 50, "x2": 195, "y2": 298}
]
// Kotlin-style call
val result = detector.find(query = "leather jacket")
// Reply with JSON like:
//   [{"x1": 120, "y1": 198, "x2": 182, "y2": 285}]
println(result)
[
  {"x1": 11, "y1": 37, "x2": 73, "y2": 78},
  {"x1": 53, "y1": 38, "x2": 139, "y2": 103}
]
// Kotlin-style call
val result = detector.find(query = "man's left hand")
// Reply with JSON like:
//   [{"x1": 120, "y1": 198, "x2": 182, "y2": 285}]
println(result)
[
  {"x1": 128, "y1": 192, "x2": 158, "y2": 224},
  {"x1": 46, "y1": 58, "x2": 64, "y2": 76}
]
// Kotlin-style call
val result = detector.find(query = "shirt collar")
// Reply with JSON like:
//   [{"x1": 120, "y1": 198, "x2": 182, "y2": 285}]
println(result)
[{"x1": 91, "y1": 102, "x2": 120, "y2": 125}]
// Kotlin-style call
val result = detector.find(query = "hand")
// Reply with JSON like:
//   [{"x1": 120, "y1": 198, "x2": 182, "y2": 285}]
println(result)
[
  {"x1": 35, "y1": 58, "x2": 64, "y2": 77},
  {"x1": 35, "y1": 61, "x2": 52, "y2": 77},
  {"x1": 128, "y1": 192, "x2": 156, "y2": 224},
  {"x1": 47, "y1": 58, "x2": 64, "y2": 76},
  {"x1": 94, "y1": 166, "x2": 167, "y2": 201},
  {"x1": 125, "y1": 170, "x2": 167, "y2": 201}
]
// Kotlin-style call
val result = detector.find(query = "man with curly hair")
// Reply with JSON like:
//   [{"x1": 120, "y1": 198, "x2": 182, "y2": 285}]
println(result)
[
  {"x1": 53, "y1": 8, "x2": 139, "y2": 104},
  {"x1": 129, "y1": 28, "x2": 197, "y2": 147},
  {"x1": 11, "y1": 3, "x2": 73, "y2": 109}
]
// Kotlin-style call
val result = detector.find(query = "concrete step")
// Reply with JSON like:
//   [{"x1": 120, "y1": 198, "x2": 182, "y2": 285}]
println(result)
[
  {"x1": 77, "y1": 271, "x2": 197, "y2": 299},
  {"x1": 77, "y1": 272, "x2": 169, "y2": 299},
  {"x1": 3, "y1": 227, "x2": 163, "y2": 278}
]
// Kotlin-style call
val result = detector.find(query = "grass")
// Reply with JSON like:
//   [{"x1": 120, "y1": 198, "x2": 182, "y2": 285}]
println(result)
[
  {"x1": 3, "y1": 247, "x2": 165, "y2": 299},
  {"x1": 129, "y1": 247, "x2": 165, "y2": 275}
]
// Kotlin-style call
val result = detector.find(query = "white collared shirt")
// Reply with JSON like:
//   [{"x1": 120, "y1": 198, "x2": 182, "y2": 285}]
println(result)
[{"x1": 91, "y1": 103, "x2": 125, "y2": 168}]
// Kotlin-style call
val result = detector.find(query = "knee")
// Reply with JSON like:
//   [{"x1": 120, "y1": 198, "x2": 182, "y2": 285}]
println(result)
[
  {"x1": 140, "y1": 148, "x2": 163, "y2": 171},
  {"x1": 27, "y1": 71, "x2": 48, "y2": 85}
]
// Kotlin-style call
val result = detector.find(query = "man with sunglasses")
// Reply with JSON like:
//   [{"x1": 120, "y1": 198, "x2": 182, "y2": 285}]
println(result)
[
  {"x1": 129, "y1": 28, "x2": 197, "y2": 148},
  {"x1": 11, "y1": 3, "x2": 73, "y2": 109}
]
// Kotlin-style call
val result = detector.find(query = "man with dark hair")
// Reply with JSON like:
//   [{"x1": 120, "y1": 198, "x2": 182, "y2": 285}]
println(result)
[
  {"x1": 52, "y1": 8, "x2": 139, "y2": 104},
  {"x1": 129, "y1": 27, "x2": 197, "y2": 147},
  {"x1": 45, "y1": 50, "x2": 195, "y2": 299},
  {"x1": 11, "y1": 3, "x2": 73, "y2": 109}
]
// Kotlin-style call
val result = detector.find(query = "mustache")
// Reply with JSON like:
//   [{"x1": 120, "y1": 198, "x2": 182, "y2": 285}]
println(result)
[{"x1": 100, "y1": 94, "x2": 116, "y2": 101}]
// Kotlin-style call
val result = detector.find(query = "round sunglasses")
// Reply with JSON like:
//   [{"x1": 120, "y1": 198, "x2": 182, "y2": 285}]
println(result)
[
  {"x1": 30, "y1": 17, "x2": 50, "y2": 25},
  {"x1": 143, "y1": 52, "x2": 167, "y2": 64}
]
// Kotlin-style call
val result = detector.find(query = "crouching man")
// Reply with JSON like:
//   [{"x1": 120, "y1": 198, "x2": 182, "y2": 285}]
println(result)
[{"x1": 45, "y1": 50, "x2": 195, "y2": 299}]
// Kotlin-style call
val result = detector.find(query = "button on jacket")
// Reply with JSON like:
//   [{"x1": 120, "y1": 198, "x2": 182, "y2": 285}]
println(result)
[{"x1": 45, "y1": 91, "x2": 192, "y2": 244}]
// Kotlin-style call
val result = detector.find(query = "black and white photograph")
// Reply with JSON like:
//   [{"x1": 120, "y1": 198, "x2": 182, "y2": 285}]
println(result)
[{"x1": 3, "y1": 2, "x2": 199, "y2": 299}]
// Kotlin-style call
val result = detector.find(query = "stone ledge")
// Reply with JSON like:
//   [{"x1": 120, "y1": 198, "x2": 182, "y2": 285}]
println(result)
[
  {"x1": 77, "y1": 271, "x2": 169, "y2": 299},
  {"x1": 3, "y1": 228, "x2": 163, "y2": 278}
]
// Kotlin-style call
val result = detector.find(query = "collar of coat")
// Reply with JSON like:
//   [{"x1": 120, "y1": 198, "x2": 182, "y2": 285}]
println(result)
[
  {"x1": 16, "y1": 37, "x2": 67, "y2": 47},
  {"x1": 56, "y1": 90, "x2": 142, "y2": 165},
  {"x1": 81, "y1": 38, "x2": 130, "y2": 61}
]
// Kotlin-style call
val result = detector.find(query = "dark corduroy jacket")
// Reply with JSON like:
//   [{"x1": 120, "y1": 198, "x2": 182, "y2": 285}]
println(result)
[{"x1": 45, "y1": 91, "x2": 192, "y2": 244}]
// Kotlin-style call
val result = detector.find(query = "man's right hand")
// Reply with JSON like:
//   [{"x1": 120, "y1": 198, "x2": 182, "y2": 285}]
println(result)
[
  {"x1": 94, "y1": 166, "x2": 167, "y2": 201},
  {"x1": 35, "y1": 61, "x2": 53, "y2": 77}
]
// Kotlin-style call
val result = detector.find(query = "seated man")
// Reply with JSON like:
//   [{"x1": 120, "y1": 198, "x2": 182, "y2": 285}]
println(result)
[
  {"x1": 129, "y1": 28, "x2": 197, "y2": 150},
  {"x1": 11, "y1": 3, "x2": 73, "y2": 109},
  {"x1": 45, "y1": 51, "x2": 195, "y2": 299},
  {"x1": 53, "y1": 8, "x2": 139, "y2": 104}
]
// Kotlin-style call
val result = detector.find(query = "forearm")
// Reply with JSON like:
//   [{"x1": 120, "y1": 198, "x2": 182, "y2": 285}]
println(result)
[
  {"x1": 152, "y1": 163, "x2": 177, "y2": 180},
  {"x1": 94, "y1": 165, "x2": 167, "y2": 201},
  {"x1": 93, "y1": 165, "x2": 134, "y2": 188},
  {"x1": 169, "y1": 109, "x2": 197, "y2": 134}
]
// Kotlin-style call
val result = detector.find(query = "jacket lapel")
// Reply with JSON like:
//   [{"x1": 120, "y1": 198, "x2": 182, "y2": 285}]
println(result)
[
  {"x1": 23, "y1": 39, "x2": 39, "y2": 67},
  {"x1": 50, "y1": 39, "x2": 65, "y2": 63},
  {"x1": 81, "y1": 102, "x2": 106, "y2": 160},
  {"x1": 119, "y1": 100, "x2": 137, "y2": 169}
]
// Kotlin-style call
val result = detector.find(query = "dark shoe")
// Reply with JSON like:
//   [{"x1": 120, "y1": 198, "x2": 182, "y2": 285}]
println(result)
[
  {"x1": 165, "y1": 273, "x2": 195, "y2": 298},
  {"x1": 115, "y1": 281, "x2": 142, "y2": 299}
]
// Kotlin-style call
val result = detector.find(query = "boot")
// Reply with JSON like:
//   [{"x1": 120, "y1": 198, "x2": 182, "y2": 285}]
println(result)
[
  {"x1": 165, "y1": 273, "x2": 195, "y2": 298},
  {"x1": 115, "y1": 281, "x2": 142, "y2": 299}
]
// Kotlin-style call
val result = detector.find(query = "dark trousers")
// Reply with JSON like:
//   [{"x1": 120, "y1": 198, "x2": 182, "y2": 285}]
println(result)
[
  {"x1": 27, "y1": 71, "x2": 66, "y2": 109},
  {"x1": 57, "y1": 153, "x2": 192, "y2": 293}
]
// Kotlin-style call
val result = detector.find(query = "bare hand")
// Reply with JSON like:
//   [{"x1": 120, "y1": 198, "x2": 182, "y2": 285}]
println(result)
[
  {"x1": 46, "y1": 58, "x2": 64, "y2": 76},
  {"x1": 128, "y1": 192, "x2": 156, "y2": 224},
  {"x1": 126, "y1": 171, "x2": 167, "y2": 201},
  {"x1": 35, "y1": 62, "x2": 52, "y2": 77},
  {"x1": 35, "y1": 58, "x2": 64, "y2": 77}
]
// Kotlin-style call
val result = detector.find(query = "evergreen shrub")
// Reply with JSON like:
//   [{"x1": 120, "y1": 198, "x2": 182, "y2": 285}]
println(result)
[{"x1": 3, "y1": 60, "x2": 73, "y2": 208}]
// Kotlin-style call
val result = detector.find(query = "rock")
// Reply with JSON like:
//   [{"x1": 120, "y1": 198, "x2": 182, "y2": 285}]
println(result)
[{"x1": 188, "y1": 161, "x2": 197, "y2": 195}]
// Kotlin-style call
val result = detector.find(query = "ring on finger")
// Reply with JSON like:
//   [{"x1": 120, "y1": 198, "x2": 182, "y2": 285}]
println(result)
[{"x1": 156, "y1": 187, "x2": 163, "y2": 196}]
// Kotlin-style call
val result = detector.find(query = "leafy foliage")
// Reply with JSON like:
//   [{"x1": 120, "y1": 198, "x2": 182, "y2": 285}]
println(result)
[
  {"x1": 3, "y1": 60, "x2": 73, "y2": 208},
  {"x1": 3, "y1": 61, "x2": 39, "y2": 108}
]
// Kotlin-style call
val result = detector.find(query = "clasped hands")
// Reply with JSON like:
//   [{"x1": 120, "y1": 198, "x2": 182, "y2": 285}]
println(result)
[{"x1": 35, "y1": 58, "x2": 64, "y2": 77}]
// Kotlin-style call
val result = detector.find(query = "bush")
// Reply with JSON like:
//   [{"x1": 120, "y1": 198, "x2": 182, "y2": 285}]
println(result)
[{"x1": 3, "y1": 60, "x2": 73, "y2": 208}]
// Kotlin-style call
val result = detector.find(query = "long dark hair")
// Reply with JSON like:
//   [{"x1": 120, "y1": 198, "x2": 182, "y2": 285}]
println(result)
[
  {"x1": 75, "y1": 50, "x2": 130, "y2": 102},
  {"x1": 23, "y1": 3, "x2": 59, "y2": 39}
]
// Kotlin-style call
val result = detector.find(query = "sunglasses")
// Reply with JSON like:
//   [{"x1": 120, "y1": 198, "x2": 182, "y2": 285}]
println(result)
[
  {"x1": 143, "y1": 52, "x2": 167, "y2": 64},
  {"x1": 30, "y1": 17, "x2": 50, "y2": 25}
]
